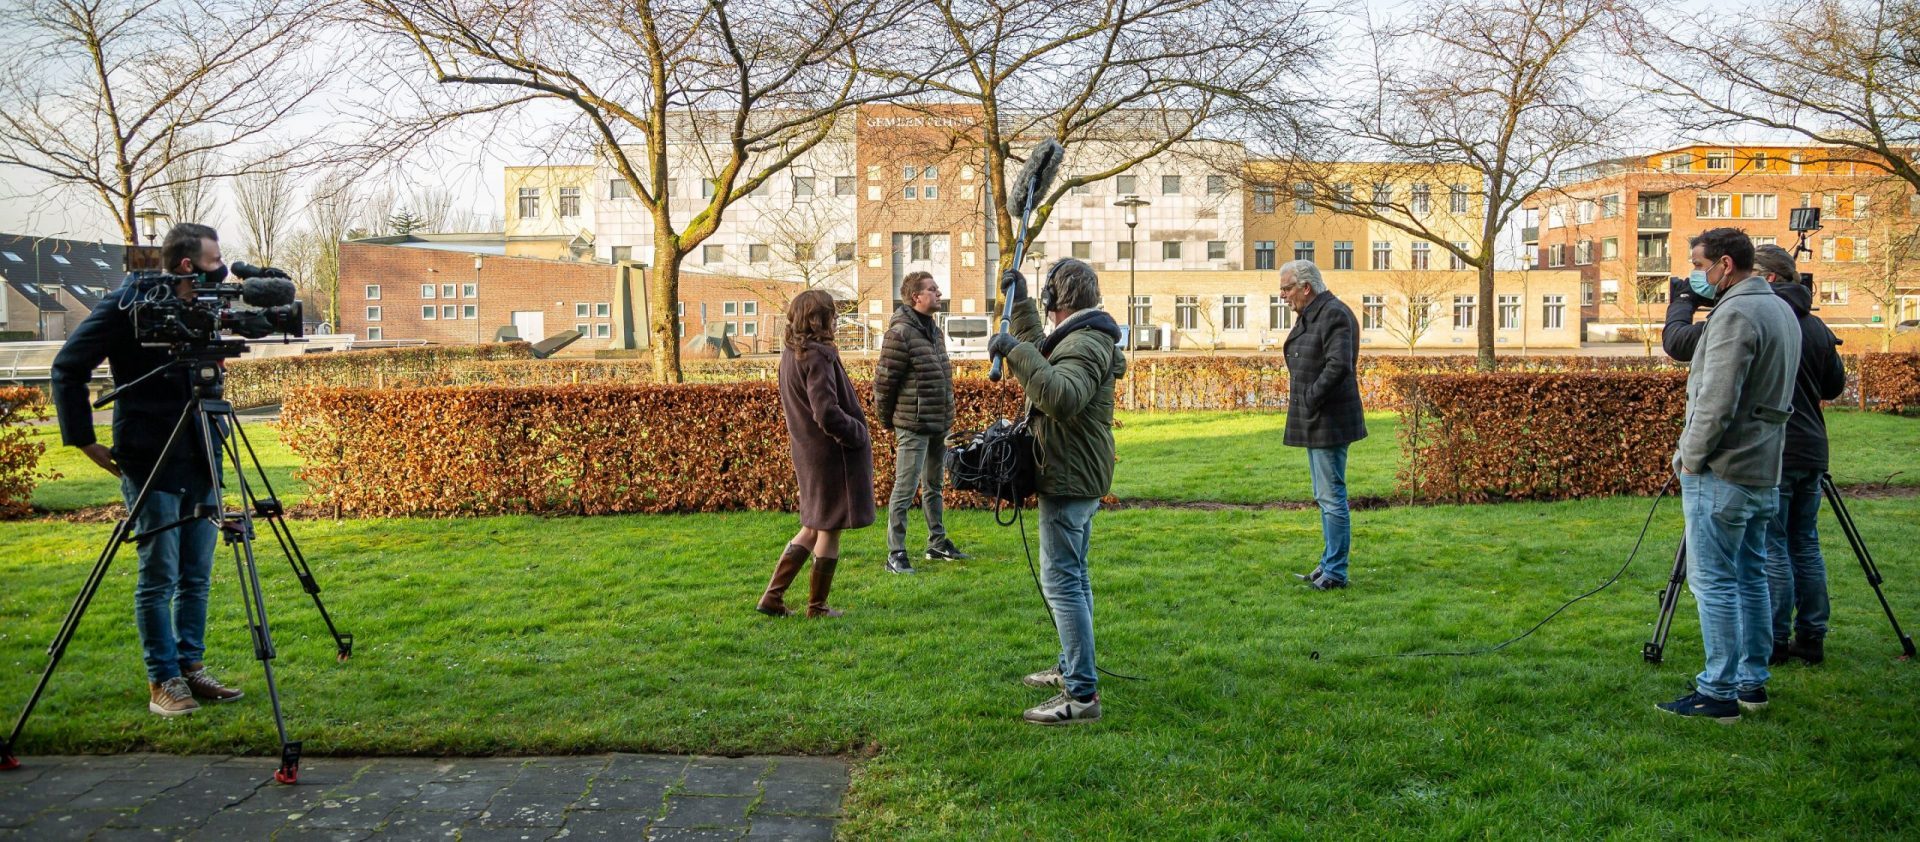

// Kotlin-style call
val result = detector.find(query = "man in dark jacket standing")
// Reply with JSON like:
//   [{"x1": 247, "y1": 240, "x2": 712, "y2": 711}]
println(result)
[
  {"x1": 49, "y1": 223, "x2": 245, "y2": 717},
  {"x1": 1278, "y1": 260, "x2": 1367, "y2": 590},
  {"x1": 874, "y1": 271, "x2": 970, "y2": 574},
  {"x1": 988, "y1": 259, "x2": 1126, "y2": 725},
  {"x1": 1667, "y1": 244, "x2": 1845, "y2": 666}
]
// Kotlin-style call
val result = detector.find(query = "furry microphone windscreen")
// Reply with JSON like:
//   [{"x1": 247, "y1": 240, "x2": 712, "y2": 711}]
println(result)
[{"x1": 1004, "y1": 139, "x2": 1066, "y2": 217}]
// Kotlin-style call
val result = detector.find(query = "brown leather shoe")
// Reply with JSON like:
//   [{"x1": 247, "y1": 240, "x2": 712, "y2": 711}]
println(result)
[
  {"x1": 807, "y1": 557, "x2": 844, "y2": 618},
  {"x1": 149, "y1": 677, "x2": 199, "y2": 717},
  {"x1": 183, "y1": 665, "x2": 244, "y2": 702},
  {"x1": 758, "y1": 543, "x2": 809, "y2": 617}
]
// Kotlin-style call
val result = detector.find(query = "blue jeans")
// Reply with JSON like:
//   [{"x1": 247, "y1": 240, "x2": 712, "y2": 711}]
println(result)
[
  {"x1": 123, "y1": 473, "x2": 220, "y2": 683},
  {"x1": 1308, "y1": 445, "x2": 1352, "y2": 582},
  {"x1": 1038, "y1": 495, "x2": 1101, "y2": 700},
  {"x1": 1766, "y1": 469, "x2": 1830, "y2": 642},
  {"x1": 1680, "y1": 470, "x2": 1776, "y2": 700}
]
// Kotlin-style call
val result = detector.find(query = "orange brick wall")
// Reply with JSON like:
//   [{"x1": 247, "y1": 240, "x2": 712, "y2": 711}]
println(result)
[{"x1": 339, "y1": 242, "x2": 618, "y2": 348}]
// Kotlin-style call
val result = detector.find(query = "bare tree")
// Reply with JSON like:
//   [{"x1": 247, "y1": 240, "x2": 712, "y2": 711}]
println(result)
[
  {"x1": 305, "y1": 180, "x2": 361, "y2": 328},
  {"x1": 233, "y1": 164, "x2": 297, "y2": 264},
  {"x1": 887, "y1": 0, "x2": 1320, "y2": 276},
  {"x1": 1381, "y1": 269, "x2": 1455, "y2": 353},
  {"x1": 1826, "y1": 208, "x2": 1920, "y2": 349},
  {"x1": 359, "y1": 0, "x2": 946, "y2": 383},
  {"x1": 155, "y1": 142, "x2": 222, "y2": 227},
  {"x1": 1270, "y1": 0, "x2": 1630, "y2": 370},
  {"x1": 0, "y1": 0, "x2": 334, "y2": 244},
  {"x1": 1626, "y1": 0, "x2": 1920, "y2": 193},
  {"x1": 405, "y1": 185, "x2": 461, "y2": 232}
]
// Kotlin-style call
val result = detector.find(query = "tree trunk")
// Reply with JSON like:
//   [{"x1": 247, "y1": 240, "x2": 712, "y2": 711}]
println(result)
[
  {"x1": 1476, "y1": 261, "x2": 1496, "y2": 371},
  {"x1": 650, "y1": 226, "x2": 685, "y2": 384}
]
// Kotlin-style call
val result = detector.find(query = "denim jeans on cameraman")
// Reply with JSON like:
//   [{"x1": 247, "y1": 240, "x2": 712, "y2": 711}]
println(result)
[
  {"x1": 1680, "y1": 468, "x2": 1777, "y2": 701},
  {"x1": 1038, "y1": 495, "x2": 1101, "y2": 700},
  {"x1": 1308, "y1": 444, "x2": 1352, "y2": 583},
  {"x1": 122, "y1": 472, "x2": 220, "y2": 684},
  {"x1": 1766, "y1": 468, "x2": 1830, "y2": 643},
  {"x1": 886, "y1": 429, "x2": 948, "y2": 554}
]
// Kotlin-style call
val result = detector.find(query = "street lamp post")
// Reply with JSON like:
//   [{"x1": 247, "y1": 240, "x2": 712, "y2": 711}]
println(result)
[
  {"x1": 473, "y1": 255, "x2": 484, "y2": 343},
  {"x1": 133, "y1": 208, "x2": 167, "y2": 273},
  {"x1": 1114, "y1": 194, "x2": 1150, "y2": 405}
]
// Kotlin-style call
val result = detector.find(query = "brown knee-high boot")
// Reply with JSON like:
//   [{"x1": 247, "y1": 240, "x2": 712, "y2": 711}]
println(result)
[
  {"x1": 807, "y1": 557, "x2": 844, "y2": 618},
  {"x1": 758, "y1": 544, "x2": 810, "y2": 617}
]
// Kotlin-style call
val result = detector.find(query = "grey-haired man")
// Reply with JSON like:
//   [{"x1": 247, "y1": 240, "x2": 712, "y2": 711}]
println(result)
[{"x1": 1278, "y1": 260, "x2": 1367, "y2": 590}]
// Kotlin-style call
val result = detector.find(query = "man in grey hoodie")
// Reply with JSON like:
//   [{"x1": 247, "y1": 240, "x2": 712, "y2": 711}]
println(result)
[{"x1": 1657, "y1": 228, "x2": 1801, "y2": 723}]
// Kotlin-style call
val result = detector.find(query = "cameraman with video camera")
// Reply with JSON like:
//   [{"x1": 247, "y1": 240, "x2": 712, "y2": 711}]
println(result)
[
  {"x1": 1666, "y1": 243, "x2": 1846, "y2": 667},
  {"x1": 49, "y1": 223, "x2": 246, "y2": 717}
]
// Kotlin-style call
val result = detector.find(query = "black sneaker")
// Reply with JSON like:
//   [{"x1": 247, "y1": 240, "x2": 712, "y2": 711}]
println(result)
[
  {"x1": 1656, "y1": 690, "x2": 1740, "y2": 723},
  {"x1": 1788, "y1": 636, "x2": 1824, "y2": 665},
  {"x1": 1737, "y1": 686, "x2": 1769, "y2": 711},
  {"x1": 1308, "y1": 575, "x2": 1348, "y2": 591},
  {"x1": 926, "y1": 540, "x2": 972, "y2": 561},
  {"x1": 1769, "y1": 639, "x2": 1791, "y2": 666},
  {"x1": 885, "y1": 551, "x2": 916, "y2": 575}
]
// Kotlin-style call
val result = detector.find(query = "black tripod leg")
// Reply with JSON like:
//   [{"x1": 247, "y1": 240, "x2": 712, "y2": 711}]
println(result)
[
  {"x1": 1645, "y1": 537, "x2": 1688, "y2": 664},
  {"x1": 3, "y1": 399, "x2": 199, "y2": 771},
  {"x1": 1821, "y1": 474, "x2": 1917, "y2": 659},
  {"x1": 229, "y1": 419, "x2": 351, "y2": 660}
]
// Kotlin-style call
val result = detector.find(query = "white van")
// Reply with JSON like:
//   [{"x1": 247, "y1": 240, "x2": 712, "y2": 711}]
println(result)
[{"x1": 940, "y1": 313, "x2": 992, "y2": 359}]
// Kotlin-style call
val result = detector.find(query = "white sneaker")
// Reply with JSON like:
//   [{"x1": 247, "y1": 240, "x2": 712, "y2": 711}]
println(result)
[
  {"x1": 1022, "y1": 667, "x2": 1064, "y2": 689},
  {"x1": 1023, "y1": 692, "x2": 1100, "y2": 725}
]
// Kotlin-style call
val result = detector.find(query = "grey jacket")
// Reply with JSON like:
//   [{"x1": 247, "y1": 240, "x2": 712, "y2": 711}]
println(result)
[{"x1": 1674, "y1": 275, "x2": 1801, "y2": 486}]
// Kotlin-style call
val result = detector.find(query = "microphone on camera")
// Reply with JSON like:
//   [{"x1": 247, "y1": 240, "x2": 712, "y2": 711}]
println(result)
[
  {"x1": 241, "y1": 276, "x2": 298, "y2": 308},
  {"x1": 231, "y1": 261, "x2": 291, "y2": 280}
]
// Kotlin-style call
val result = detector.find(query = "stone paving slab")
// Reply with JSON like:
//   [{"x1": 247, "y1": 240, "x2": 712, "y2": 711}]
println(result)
[{"x1": 0, "y1": 753, "x2": 848, "y2": 841}]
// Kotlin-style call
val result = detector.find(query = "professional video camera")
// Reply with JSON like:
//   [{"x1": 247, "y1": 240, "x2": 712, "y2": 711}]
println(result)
[{"x1": 129, "y1": 262, "x2": 303, "y2": 348}]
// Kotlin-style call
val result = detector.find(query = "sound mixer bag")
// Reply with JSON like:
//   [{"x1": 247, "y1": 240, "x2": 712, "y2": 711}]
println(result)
[{"x1": 946, "y1": 413, "x2": 1037, "y2": 504}]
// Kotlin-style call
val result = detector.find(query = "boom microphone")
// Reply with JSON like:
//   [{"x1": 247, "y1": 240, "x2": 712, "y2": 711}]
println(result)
[
  {"x1": 231, "y1": 261, "x2": 291, "y2": 280},
  {"x1": 1005, "y1": 139, "x2": 1066, "y2": 219},
  {"x1": 241, "y1": 276, "x2": 298, "y2": 308}
]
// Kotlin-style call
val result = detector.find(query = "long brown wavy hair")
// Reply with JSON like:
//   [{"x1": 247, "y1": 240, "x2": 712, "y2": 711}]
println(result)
[{"x1": 784, "y1": 289, "x2": 838, "y2": 359}]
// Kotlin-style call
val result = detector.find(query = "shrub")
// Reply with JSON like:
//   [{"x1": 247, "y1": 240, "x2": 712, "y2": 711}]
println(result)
[
  {"x1": 224, "y1": 342, "x2": 536, "y2": 408},
  {"x1": 1396, "y1": 372, "x2": 1688, "y2": 503},
  {"x1": 0, "y1": 387, "x2": 57, "y2": 518},
  {"x1": 282, "y1": 380, "x2": 1028, "y2": 517},
  {"x1": 1857, "y1": 353, "x2": 1920, "y2": 414}
]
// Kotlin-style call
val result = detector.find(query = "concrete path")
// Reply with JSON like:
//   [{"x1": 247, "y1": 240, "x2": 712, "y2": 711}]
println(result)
[{"x1": 0, "y1": 753, "x2": 848, "y2": 841}]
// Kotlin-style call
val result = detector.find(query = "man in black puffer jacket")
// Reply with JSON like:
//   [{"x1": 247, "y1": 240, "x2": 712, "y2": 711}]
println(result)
[
  {"x1": 1665, "y1": 244, "x2": 1846, "y2": 666},
  {"x1": 874, "y1": 271, "x2": 970, "y2": 574}
]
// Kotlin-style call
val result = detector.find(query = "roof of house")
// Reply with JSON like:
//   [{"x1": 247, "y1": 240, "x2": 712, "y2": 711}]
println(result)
[
  {"x1": 5, "y1": 280, "x2": 67, "y2": 312},
  {"x1": 0, "y1": 234, "x2": 128, "y2": 312}
]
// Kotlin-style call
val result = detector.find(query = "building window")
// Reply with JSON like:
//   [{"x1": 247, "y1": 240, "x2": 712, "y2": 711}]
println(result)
[
  {"x1": 367, "y1": 327, "x2": 382, "y2": 340},
  {"x1": 442, "y1": 284, "x2": 456, "y2": 298},
  {"x1": 1821, "y1": 281, "x2": 1849, "y2": 305},
  {"x1": 792, "y1": 242, "x2": 815, "y2": 262},
  {"x1": 723, "y1": 301, "x2": 737, "y2": 317},
  {"x1": 1175, "y1": 295, "x2": 1199, "y2": 330},
  {"x1": 1411, "y1": 183, "x2": 1431, "y2": 215},
  {"x1": 1753, "y1": 152, "x2": 1769, "y2": 171},
  {"x1": 703, "y1": 244, "x2": 723, "y2": 264},
  {"x1": 365, "y1": 284, "x2": 381, "y2": 300},
  {"x1": 462, "y1": 305, "x2": 476, "y2": 319},
  {"x1": 517, "y1": 187, "x2": 539, "y2": 218},
  {"x1": 749, "y1": 243, "x2": 769, "y2": 263},
  {"x1": 1128, "y1": 295, "x2": 1150, "y2": 326},
  {"x1": 1696, "y1": 193, "x2": 1732, "y2": 219},
  {"x1": 834, "y1": 176, "x2": 855, "y2": 196},
  {"x1": 1498, "y1": 294, "x2": 1521, "y2": 330},
  {"x1": 595, "y1": 302, "x2": 610, "y2": 317},
  {"x1": 742, "y1": 320, "x2": 758, "y2": 336},
  {"x1": 1254, "y1": 186, "x2": 1276, "y2": 214},
  {"x1": 903, "y1": 185, "x2": 917, "y2": 200},
  {"x1": 1575, "y1": 240, "x2": 1592, "y2": 265},
  {"x1": 835, "y1": 242, "x2": 854, "y2": 262},
  {"x1": 609, "y1": 179, "x2": 632, "y2": 200},
  {"x1": 420, "y1": 284, "x2": 435, "y2": 299},
  {"x1": 1162, "y1": 241, "x2": 1182, "y2": 260},
  {"x1": 1207, "y1": 241, "x2": 1227, "y2": 260},
  {"x1": 1548, "y1": 244, "x2": 1565, "y2": 267},
  {"x1": 701, "y1": 179, "x2": 716, "y2": 199},
  {"x1": 1582, "y1": 281, "x2": 1594, "y2": 306},
  {"x1": 1450, "y1": 242, "x2": 1469, "y2": 271},
  {"x1": 1254, "y1": 241, "x2": 1275, "y2": 270},
  {"x1": 1291, "y1": 183, "x2": 1313, "y2": 214},
  {"x1": 1334, "y1": 183, "x2": 1354, "y2": 211},
  {"x1": 1450, "y1": 184, "x2": 1470, "y2": 214},
  {"x1": 576, "y1": 323, "x2": 589, "y2": 335},
  {"x1": 1410, "y1": 242, "x2": 1431, "y2": 270},
  {"x1": 442, "y1": 305, "x2": 457, "y2": 319},
  {"x1": 1600, "y1": 278, "x2": 1619, "y2": 304},
  {"x1": 1371, "y1": 241, "x2": 1392, "y2": 270},
  {"x1": 1222, "y1": 295, "x2": 1246, "y2": 330},
  {"x1": 1293, "y1": 241, "x2": 1314, "y2": 263},
  {"x1": 558, "y1": 187, "x2": 581, "y2": 218},
  {"x1": 421, "y1": 305, "x2": 436, "y2": 320},
  {"x1": 461, "y1": 283, "x2": 476, "y2": 298},
  {"x1": 1207, "y1": 175, "x2": 1226, "y2": 195},
  {"x1": 1333, "y1": 241, "x2": 1354, "y2": 271},
  {"x1": 576, "y1": 303, "x2": 590, "y2": 318},
  {"x1": 1361, "y1": 295, "x2": 1384, "y2": 330},
  {"x1": 1601, "y1": 194, "x2": 1621, "y2": 218},
  {"x1": 793, "y1": 176, "x2": 814, "y2": 199},
  {"x1": 1118, "y1": 241, "x2": 1134, "y2": 261},
  {"x1": 1543, "y1": 294, "x2": 1565, "y2": 330},
  {"x1": 1116, "y1": 173, "x2": 1137, "y2": 194},
  {"x1": 676, "y1": 302, "x2": 685, "y2": 337},
  {"x1": 1371, "y1": 182, "x2": 1393, "y2": 211},
  {"x1": 1269, "y1": 295, "x2": 1293, "y2": 330},
  {"x1": 1577, "y1": 200, "x2": 1595, "y2": 224},
  {"x1": 1072, "y1": 241, "x2": 1092, "y2": 260},
  {"x1": 909, "y1": 235, "x2": 932, "y2": 260},
  {"x1": 1546, "y1": 204, "x2": 1566, "y2": 228},
  {"x1": 1601, "y1": 237, "x2": 1619, "y2": 261},
  {"x1": 748, "y1": 180, "x2": 770, "y2": 198},
  {"x1": 1705, "y1": 150, "x2": 1732, "y2": 171},
  {"x1": 923, "y1": 184, "x2": 939, "y2": 200},
  {"x1": 1636, "y1": 279, "x2": 1668, "y2": 304},
  {"x1": 743, "y1": 301, "x2": 757, "y2": 317},
  {"x1": 1453, "y1": 295, "x2": 1476, "y2": 329},
  {"x1": 595, "y1": 323, "x2": 611, "y2": 338},
  {"x1": 1161, "y1": 175, "x2": 1181, "y2": 195},
  {"x1": 1665, "y1": 153, "x2": 1694, "y2": 171},
  {"x1": 366, "y1": 306, "x2": 381, "y2": 321},
  {"x1": 1790, "y1": 152, "x2": 1804, "y2": 174},
  {"x1": 1739, "y1": 193, "x2": 1778, "y2": 219},
  {"x1": 611, "y1": 246, "x2": 631, "y2": 262},
  {"x1": 1070, "y1": 177, "x2": 1092, "y2": 196}
]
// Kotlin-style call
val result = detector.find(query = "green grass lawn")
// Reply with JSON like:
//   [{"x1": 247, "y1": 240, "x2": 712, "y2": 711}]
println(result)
[
  {"x1": 27, "y1": 423, "x2": 304, "y2": 512},
  {"x1": 3, "y1": 487, "x2": 1918, "y2": 835}
]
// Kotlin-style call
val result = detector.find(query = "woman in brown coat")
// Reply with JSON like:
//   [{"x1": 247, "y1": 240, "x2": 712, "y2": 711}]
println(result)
[{"x1": 757, "y1": 289, "x2": 875, "y2": 618}]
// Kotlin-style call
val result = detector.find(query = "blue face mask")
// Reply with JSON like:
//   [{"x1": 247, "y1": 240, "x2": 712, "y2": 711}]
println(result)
[{"x1": 1688, "y1": 268, "x2": 1718, "y2": 300}]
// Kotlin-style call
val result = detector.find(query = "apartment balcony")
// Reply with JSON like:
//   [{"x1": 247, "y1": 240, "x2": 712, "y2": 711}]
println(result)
[
  {"x1": 1521, "y1": 225, "x2": 1539, "y2": 242},
  {"x1": 1637, "y1": 212, "x2": 1672, "y2": 230},
  {"x1": 1636, "y1": 255, "x2": 1672, "y2": 274}
]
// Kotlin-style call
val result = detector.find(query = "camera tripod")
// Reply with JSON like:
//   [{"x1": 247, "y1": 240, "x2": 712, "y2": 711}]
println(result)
[
  {"x1": 1643, "y1": 472, "x2": 1915, "y2": 664},
  {"x1": 0, "y1": 348, "x2": 352, "y2": 783}
]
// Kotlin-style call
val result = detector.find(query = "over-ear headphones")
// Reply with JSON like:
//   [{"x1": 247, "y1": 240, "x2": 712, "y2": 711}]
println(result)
[{"x1": 1040, "y1": 261, "x2": 1063, "y2": 312}]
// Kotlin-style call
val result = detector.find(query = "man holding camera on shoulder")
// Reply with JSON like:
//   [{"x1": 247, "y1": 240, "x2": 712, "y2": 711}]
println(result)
[
  {"x1": 49, "y1": 223, "x2": 245, "y2": 717},
  {"x1": 1657, "y1": 228, "x2": 1799, "y2": 723},
  {"x1": 1665, "y1": 242, "x2": 1846, "y2": 669},
  {"x1": 987, "y1": 259, "x2": 1126, "y2": 726}
]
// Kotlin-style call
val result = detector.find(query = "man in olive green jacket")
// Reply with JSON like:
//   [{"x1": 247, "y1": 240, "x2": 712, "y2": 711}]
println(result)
[{"x1": 987, "y1": 259, "x2": 1127, "y2": 726}]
